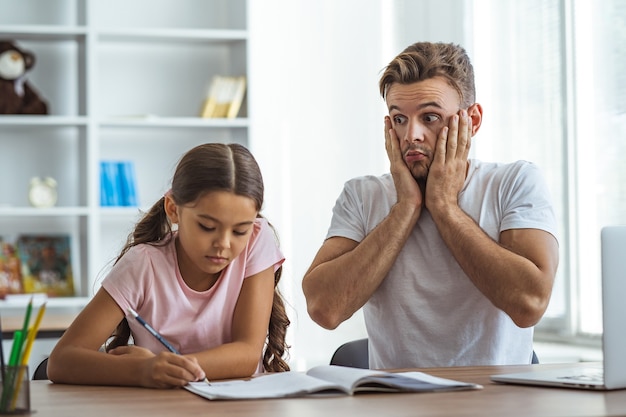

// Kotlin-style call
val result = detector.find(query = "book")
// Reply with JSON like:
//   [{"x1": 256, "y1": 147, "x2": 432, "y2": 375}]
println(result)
[
  {"x1": 100, "y1": 160, "x2": 138, "y2": 207},
  {"x1": 225, "y1": 76, "x2": 246, "y2": 119},
  {"x1": 200, "y1": 75, "x2": 246, "y2": 119},
  {"x1": 117, "y1": 161, "x2": 138, "y2": 206},
  {"x1": 0, "y1": 242, "x2": 24, "y2": 298},
  {"x1": 184, "y1": 365, "x2": 482, "y2": 400},
  {"x1": 15, "y1": 235, "x2": 74, "y2": 297},
  {"x1": 100, "y1": 160, "x2": 121, "y2": 207},
  {"x1": 199, "y1": 76, "x2": 222, "y2": 118}
]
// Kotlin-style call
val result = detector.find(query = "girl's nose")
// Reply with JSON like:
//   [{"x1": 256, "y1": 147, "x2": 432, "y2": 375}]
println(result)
[{"x1": 213, "y1": 233, "x2": 231, "y2": 249}]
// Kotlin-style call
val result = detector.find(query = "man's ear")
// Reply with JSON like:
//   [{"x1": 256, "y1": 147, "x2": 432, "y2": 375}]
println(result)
[
  {"x1": 164, "y1": 194, "x2": 179, "y2": 224},
  {"x1": 468, "y1": 103, "x2": 483, "y2": 136}
]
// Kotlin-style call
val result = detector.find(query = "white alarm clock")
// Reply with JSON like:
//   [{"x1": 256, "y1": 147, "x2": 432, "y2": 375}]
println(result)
[{"x1": 29, "y1": 176, "x2": 58, "y2": 208}]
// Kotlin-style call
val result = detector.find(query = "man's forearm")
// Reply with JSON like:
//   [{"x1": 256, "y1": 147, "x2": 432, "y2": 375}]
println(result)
[
  {"x1": 430, "y1": 205, "x2": 557, "y2": 327},
  {"x1": 303, "y1": 201, "x2": 420, "y2": 329}
]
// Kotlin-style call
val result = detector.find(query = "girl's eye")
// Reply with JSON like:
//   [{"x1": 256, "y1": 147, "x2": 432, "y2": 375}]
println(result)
[
  {"x1": 199, "y1": 224, "x2": 215, "y2": 232},
  {"x1": 233, "y1": 229, "x2": 250, "y2": 237}
]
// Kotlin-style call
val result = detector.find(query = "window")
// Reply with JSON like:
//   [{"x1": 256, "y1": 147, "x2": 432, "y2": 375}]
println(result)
[{"x1": 471, "y1": 0, "x2": 626, "y2": 340}]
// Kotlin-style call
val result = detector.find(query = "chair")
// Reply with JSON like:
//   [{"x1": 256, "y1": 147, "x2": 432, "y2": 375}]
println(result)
[
  {"x1": 531, "y1": 350, "x2": 539, "y2": 364},
  {"x1": 330, "y1": 338, "x2": 369, "y2": 369},
  {"x1": 330, "y1": 338, "x2": 539, "y2": 368},
  {"x1": 32, "y1": 357, "x2": 49, "y2": 380}
]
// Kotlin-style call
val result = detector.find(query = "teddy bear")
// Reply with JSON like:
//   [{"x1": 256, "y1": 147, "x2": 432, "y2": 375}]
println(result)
[{"x1": 0, "y1": 40, "x2": 48, "y2": 114}]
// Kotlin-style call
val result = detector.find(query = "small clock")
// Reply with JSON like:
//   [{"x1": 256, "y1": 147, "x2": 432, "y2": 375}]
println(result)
[{"x1": 29, "y1": 176, "x2": 58, "y2": 208}]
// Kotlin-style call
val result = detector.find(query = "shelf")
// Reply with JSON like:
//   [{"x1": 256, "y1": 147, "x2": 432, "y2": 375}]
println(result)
[
  {"x1": 1, "y1": 0, "x2": 249, "y2": 304},
  {"x1": 99, "y1": 206, "x2": 144, "y2": 216},
  {"x1": 0, "y1": 207, "x2": 90, "y2": 216},
  {"x1": 0, "y1": 116, "x2": 249, "y2": 129},
  {"x1": 96, "y1": 28, "x2": 247, "y2": 43},
  {"x1": 0, "y1": 25, "x2": 87, "y2": 40},
  {"x1": 99, "y1": 117, "x2": 249, "y2": 128},
  {"x1": 0, "y1": 116, "x2": 88, "y2": 126},
  {"x1": 0, "y1": 296, "x2": 89, "y2": 310}
]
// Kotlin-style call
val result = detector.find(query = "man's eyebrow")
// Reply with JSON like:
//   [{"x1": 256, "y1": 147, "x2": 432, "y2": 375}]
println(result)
[
  {"x1": 389, "y1": 101, "x2": 444, "y2": 112},
  {"x1": 198, "y1": 214, "x2": 255, "y2": 227}
]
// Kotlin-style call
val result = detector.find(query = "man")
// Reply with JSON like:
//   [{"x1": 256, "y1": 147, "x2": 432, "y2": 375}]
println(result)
[{"x1": 302, "y1": 42, "x2": 559, "y2": 369}]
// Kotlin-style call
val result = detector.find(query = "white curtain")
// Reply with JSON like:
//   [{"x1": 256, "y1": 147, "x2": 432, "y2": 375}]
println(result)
[{"x1": 472, "y1": 0, "x2": 626, "y2": 338}]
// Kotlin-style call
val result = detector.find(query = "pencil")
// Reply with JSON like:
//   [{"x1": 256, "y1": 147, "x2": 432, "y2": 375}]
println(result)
[
  {"x1": 10, "y1": 302, "x2": 47, "y2": 410},
  {"x1": 127, "y1": 308, "x2": 210, "y2": 385},
  {"x1": 17, "y1": 297, "x2": 33, "y2": 363},
  {"x1": 128, "y1": 308, "x2": 180, "y2": 354},
  {"x1": 20, "y1": 302, "x2": 47, "y2": 366}
]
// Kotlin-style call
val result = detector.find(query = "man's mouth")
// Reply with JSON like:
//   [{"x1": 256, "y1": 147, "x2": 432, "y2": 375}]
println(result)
[{"x1": 405, "y1": 149, "x2": 427, "y2": 164}]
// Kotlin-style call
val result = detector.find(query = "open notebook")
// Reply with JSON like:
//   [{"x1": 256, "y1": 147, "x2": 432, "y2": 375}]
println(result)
[
  {"x1": 491, "y1": 226, "x2": 626, "y2": 390},
  {"x1": 185, "y1": 365, "x2": 481, "y2": 400}
]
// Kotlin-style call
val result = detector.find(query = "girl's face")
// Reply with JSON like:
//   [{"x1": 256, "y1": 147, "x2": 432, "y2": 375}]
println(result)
[{"x1": 165, "y1": 190, "x2": 258, "y2": 290}]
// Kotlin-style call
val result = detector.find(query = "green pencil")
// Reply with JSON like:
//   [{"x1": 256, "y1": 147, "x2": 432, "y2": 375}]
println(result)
[
  {"x1": 17, "y1": 298, "x2": 33, "y2": 364},
  {"x1": 0, "y1": 330, "x2": 23, "y2": 412}
]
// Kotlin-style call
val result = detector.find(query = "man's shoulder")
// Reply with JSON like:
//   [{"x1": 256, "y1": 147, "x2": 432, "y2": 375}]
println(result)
[
  {"x1": 470, "y1": 159, "x2": 539, "y2": 180},
  {"x1": 343, "y1": 173, "x2": 393, "y2": 188},
  {"x1": 340, "y1": 174, "x2": 396, "y2": 202},
  {"x1": 472, "y1": 158, "x2": 535, "y2": 171}
]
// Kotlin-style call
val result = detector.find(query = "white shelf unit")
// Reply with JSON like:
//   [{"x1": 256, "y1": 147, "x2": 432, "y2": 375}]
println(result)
[{"x1": 0, "y1": 0, "x2": 249, "y2": 309}]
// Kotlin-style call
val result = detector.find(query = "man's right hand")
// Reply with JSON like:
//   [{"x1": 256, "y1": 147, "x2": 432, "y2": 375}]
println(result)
[{"x1": 385, "y1": 116, "x2": 423, "y2": 218}]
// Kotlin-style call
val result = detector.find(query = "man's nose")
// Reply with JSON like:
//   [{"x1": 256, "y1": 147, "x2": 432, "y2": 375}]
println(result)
[{"x1": 404, "y1": 120, "x2": 426, "y2": 143}]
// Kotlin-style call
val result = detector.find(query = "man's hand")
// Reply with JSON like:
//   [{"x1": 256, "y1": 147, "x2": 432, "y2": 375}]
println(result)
[
  {"x1": 385, "y1": 116, "x2": 423, "y2": 214},
  {"x1": 425, "y1": 109, "x2": 472, "y2": 214}
]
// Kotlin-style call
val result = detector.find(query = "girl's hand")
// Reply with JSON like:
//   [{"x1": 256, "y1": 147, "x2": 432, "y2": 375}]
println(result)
[{"x1": 108, "y1": 346, "x2": 207, "y2": 388}]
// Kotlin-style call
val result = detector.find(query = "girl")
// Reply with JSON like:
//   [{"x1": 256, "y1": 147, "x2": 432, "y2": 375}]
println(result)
[{"x1": 48, "y1": 143, "x2": 290, "y2": 388}]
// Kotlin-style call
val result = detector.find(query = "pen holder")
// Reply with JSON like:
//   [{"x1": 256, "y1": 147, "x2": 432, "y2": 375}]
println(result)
[{"x1": 0, "y1": 366, "x2": 30, "y2": 415}]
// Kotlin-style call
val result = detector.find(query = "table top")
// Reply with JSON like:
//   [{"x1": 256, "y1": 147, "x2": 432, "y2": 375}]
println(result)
[{"x1": 27, "y1": 362, "x2": 626, "y2": 417}]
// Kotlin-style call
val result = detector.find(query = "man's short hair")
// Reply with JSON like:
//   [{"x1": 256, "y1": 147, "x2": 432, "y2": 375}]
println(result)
[{"x1": 379, "y1": 42, "x2": 476, "y2": 108}]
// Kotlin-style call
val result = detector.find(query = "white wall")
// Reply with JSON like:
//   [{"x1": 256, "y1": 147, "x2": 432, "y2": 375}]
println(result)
[{"x1": 248, "y1": 0, "x2": 471, "y2": 369}]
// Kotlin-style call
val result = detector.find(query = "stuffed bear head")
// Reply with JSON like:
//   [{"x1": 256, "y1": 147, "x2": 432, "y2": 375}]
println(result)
[{"x1": 0, "y1": 40, "x2": 48, "y2": 114}]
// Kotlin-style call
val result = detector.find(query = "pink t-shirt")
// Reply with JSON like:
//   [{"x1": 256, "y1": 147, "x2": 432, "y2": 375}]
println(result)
[{"x1": 102, "y1": 218, "x2": 284, "y2": 364}]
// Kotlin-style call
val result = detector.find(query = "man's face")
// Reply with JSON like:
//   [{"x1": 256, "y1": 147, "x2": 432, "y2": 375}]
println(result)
[{"x1": 386, "y1": 76, "x2": 462, "y2": 181}]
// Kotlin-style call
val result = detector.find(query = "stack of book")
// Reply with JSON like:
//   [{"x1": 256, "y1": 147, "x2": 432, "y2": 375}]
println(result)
[
  {"x1": 200, "y1": 75, "x2": 246, "y2": 119},
  {"x1": 100, "y1": 160, "x2": 138, "y2": 207}
]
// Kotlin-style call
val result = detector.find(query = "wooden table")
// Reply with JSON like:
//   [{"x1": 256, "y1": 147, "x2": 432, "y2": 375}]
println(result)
[{"x1": 25, "y1": 362, "x2": 626, "y2": 417}]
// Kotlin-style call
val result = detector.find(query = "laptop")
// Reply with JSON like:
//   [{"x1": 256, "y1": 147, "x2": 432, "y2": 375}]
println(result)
[{"x1": 491, "y1": 225, "x2": 626, "y2": 390}]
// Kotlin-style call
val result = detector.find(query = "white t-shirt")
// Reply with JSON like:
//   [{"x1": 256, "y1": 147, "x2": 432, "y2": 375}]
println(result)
[
  {"x1": 102, "y1": 218, "x2": 284, "y2": 370},
  {"x1": 327, "y1": 159, "x2": 558, "y2": 368}
]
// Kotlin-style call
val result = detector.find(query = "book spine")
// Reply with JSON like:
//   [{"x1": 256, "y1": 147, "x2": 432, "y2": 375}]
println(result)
[
  {"x1": 102, "y1": 160, "x2": 134, "y2": 207},
  {"x1": 99, "y1": 161, "x2": 109, "y2": 206},
  {"x1": 118, "y1": 161, "x2": 138, "y2": 207},
  {"x1": 100, "y1": 161, "x2": 121, "y2": 206},
  {"x1": 226, "y1": 76, "x2": 246, "y2": 119}
]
